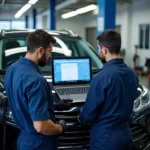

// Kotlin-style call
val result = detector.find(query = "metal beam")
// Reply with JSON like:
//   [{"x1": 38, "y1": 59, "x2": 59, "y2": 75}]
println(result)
[
  {"x1": 2, "y1": 0, "x2": 6, "y2": 6},
  {"x1": 25, "y1": 15, "x2": 29, "y2": 29},
  {"x1": 32, "y1": 9, "x2": 37, "y2": 29},
  {"x1": 96, "y1": 0, "x2": 116, "y2": 36},
  {"x1": 49, "y1": 0, "x2": 56, "y2": 30}
]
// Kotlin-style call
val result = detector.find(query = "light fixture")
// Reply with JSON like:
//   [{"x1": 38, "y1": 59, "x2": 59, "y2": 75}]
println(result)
[
  {"x1": 28, "y1": 0, "x2": 38, "y2": 5},
  {"x1": 76, "y1": 4, "x2": 97, "y2": 14},
  {"x1": 15, "y1": 4, "x2": 32, "y2": 18},
  {"x1": 61, "y1": 4, "x2": 97, "y2": 19},
  {"x1": 14, "y1": 0, "x2": 38, "y2": 19},
  {"x1": 62, "y1": 11, "x2": 78, "y2": 19}
]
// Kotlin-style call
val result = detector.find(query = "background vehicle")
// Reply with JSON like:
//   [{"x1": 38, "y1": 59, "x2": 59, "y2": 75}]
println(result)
[{"x1": 0, "y1": 29, "x2": 150, "y2": 150}]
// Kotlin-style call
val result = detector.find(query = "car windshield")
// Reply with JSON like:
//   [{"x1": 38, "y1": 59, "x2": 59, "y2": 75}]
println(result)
[{"x1": 0, "y1": 34, "x2": 103, "y2": 74}]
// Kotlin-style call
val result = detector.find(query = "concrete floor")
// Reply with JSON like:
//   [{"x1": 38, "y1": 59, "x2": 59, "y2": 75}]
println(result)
[{"x1": 138, "y1": 75, "x2": 150, "y2": 89}]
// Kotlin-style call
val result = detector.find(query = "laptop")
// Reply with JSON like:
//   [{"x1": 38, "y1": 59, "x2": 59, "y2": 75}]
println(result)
[{"x1": 51, "y1": 57, "x2": 91, "y2": 102}]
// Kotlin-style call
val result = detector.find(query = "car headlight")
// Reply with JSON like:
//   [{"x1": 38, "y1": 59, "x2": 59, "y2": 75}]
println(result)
[{"x1": 133, "y1": 86, "x2": 150, "y2": 114}]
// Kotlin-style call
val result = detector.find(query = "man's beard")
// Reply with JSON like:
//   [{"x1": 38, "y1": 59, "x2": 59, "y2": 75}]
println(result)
[
  {"x1": 99, "y1": 53, "x2": 106, "y2": 64},
  {"x1": 38, "y1": 53, "x2": 48, "y2": 67}
]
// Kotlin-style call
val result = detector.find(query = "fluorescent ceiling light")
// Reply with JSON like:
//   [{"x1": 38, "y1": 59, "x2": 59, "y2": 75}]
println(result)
[
  {"x1": 62, "y1": 11, "x2": 78, "y2": 19},
  {"x1": 28, "y1": 0, "x2": 38, "y2": 5},
  {"x1": 76, "y1": 4, "x2": 97, "y2": 14},
  {"x1": 14, "y1": 0, "x2": 38, "y2": 19},
  {"x1": 15, "y1": 4, "x2": 31, "y2": 18},
  {"x1": 61, "y1": 4, "x2": 97, "y2": 19}
]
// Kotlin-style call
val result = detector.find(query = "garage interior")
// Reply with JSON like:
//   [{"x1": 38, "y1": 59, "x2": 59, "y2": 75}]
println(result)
[{"x1": 0, "y1": 0, "x2": 150, "y2": 150}]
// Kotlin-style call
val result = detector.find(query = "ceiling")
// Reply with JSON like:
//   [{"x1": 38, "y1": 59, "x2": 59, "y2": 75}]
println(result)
[{"x1": 0, "y1": 0, "x2": 132, "y2": 21}]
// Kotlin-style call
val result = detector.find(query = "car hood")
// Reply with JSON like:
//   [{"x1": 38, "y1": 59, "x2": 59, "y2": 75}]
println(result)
[{"x1": 0, "y1": 73, "x2": 144, "y2": 102}]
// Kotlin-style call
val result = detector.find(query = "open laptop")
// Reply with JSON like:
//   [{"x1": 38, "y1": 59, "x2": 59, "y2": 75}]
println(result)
[{"x1": 52, "y1": 57, "x2": 91, "y2": 102}]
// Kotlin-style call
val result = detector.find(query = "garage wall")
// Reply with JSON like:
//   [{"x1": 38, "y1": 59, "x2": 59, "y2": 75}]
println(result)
[
  {"x1": 130, "y1": 0, "x2": 150, "y2": 67},
  {"x1": 30, "y1": 10, "x2": 86, "y2": 38},
  {"x1": 28, "y1": 15, "x2": 32, "y2": 29},
  {"x1": 36, "y1": 15, "x2": 42, "y2": 29},
  {"x1": 116, "y1": 3, "x2": 133, "y2": 66},
  {"x1": 34, "y1": 0, "x2": 150, "y2": 67},
  {"x1": 56, "y1": 14, "x2": 86, "y2": 38},
  {"x1": 116, "y1": 0, "x2": 150, "y2": 67},
  {"x1": 27, "y1": 10, "x2": 47, "y2": 29},
  {"x1": 54, "y1": 3, "x2": 135, "y2": 67},
  {"x1": 57, "y1": 12, "x2": 97, "y2": 39}
]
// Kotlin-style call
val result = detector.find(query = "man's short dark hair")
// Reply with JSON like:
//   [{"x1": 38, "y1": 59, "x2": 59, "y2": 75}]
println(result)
[
  {"x1": 26, "y1": 29, "x2": 56, "y2": 53},
  {"x1": 97, "y1": 29, "x2": 121, "y2": 54}
]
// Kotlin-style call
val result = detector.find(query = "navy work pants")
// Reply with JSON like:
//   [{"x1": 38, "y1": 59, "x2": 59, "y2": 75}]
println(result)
[
  {"x1": 90, "y1": 128, "x2": 132, "y2": 150},
  {"x1": 17, "y1": 131, "x2": 57, "y2": 150}
]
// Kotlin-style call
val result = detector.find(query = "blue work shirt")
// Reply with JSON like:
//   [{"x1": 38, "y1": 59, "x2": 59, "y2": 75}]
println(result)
[
  {"x1": 4, "y1": 57, "x2": 57, "y2": 147},
  {"x1": 79, "y1": 58, "x2": 138, "y2": 133}
]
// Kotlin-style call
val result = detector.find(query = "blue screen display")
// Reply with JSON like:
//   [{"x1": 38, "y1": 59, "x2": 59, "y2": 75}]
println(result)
[{"x1": 53, "y1": 58, "x2": 91, "y2": 84}]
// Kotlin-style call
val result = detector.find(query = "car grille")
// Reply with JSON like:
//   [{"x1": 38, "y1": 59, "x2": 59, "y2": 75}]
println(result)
[
  {"x1": 5, "y1": 102, "x2": 150, "y2": 150},
  {"x1": 131, "y1": 124, "x2": 150, "y2": 150},
  {"x1": 55, "y1": 102, "x2": 150, "y2": 150},
  {"x1": 55, "y1": 102, "x2": 90, "y2": 150}
]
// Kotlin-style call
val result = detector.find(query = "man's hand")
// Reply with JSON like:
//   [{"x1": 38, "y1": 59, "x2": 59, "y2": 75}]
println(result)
[
  {"x1": 33, "y1": 119, "x2": 63, "y2": 135},
  {"x1": 58, "y1": 120, "x2": 67, "y2": 133}
]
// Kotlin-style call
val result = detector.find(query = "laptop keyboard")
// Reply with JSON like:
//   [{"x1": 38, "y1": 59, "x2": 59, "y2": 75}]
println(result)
[{"x1": 56, "y1": 87, "x2": 89, "y2": 95}]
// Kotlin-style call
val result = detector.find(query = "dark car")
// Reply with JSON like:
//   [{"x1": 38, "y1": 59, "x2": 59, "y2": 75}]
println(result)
[{"x1": 0, "y1": 29, "x2": 150, "y2": 150}]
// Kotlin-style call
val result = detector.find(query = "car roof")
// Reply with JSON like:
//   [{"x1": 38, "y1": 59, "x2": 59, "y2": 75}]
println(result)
[{"x1": 0, "y1": 29, "x2": 79, "y2": 38}]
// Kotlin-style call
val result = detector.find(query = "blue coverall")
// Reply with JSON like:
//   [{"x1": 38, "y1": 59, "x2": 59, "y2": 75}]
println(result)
[
  {"x1": 79, "y1": 58, "x2": 138, "y2": 150},
  {"x1": 5, "y1": 57, "x2": 57, "y2": 150}
]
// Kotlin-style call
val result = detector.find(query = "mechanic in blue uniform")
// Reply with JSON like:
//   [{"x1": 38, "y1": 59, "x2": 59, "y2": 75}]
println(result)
[
  {"x1": 4, "y1": 29, "x2": 66, "y2": 150},
  {"x1": 79, "y1": 29, "x2": 138, "y2": 150}
]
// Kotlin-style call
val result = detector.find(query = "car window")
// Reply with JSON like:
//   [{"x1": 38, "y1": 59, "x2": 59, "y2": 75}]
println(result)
[
  {"x1": 17, "y1": 40, "x2": 26, "y2": 47},
  {"x1": 2, "y1": 38, "x2": 26, "y2": 69},
  {"x1": 3, "y1": 38, "x2": 26, "y2": 50},
  {"x1": 57, "y1": 36, "x2": 103, "y2": 71},
  {"x1": 1, "y1": 35, "x2": 103, "y2": 72}
]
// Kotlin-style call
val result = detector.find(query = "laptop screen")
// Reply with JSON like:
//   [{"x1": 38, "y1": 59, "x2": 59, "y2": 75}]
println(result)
[{"x1": 52, "y1": 57, "x2": 91, "y2": 85}]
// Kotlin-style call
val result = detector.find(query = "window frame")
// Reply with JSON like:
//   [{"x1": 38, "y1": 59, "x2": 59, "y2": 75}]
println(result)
[{"x1": 139, "y1": 24, "x2": 150, "y2": 50}]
